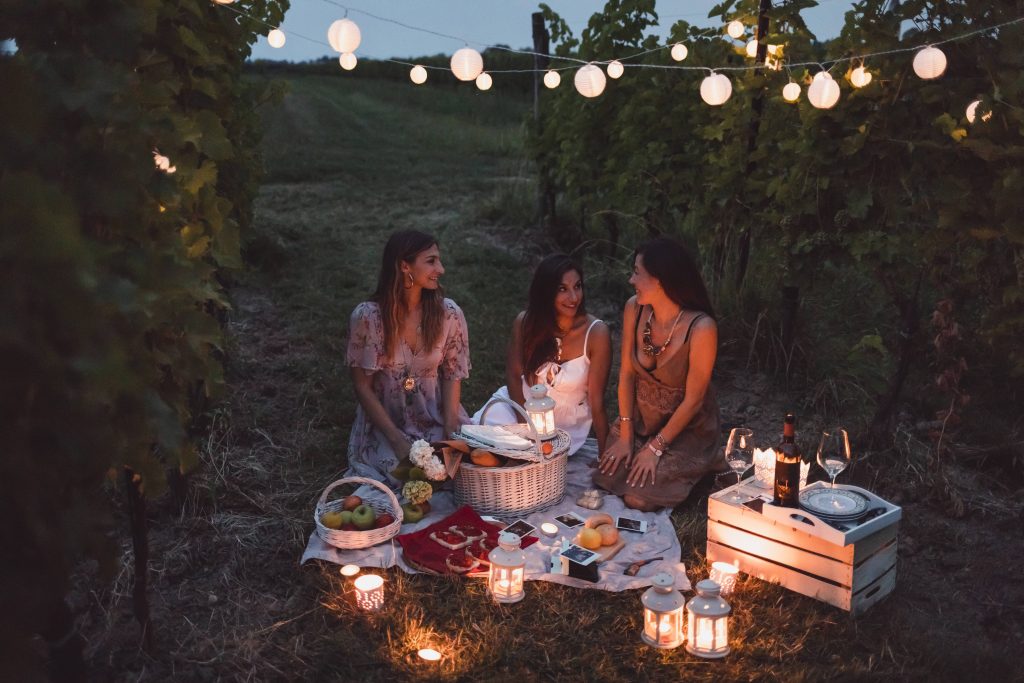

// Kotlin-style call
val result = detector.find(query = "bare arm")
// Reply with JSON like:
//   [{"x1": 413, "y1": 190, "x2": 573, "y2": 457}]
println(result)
[
  {"x1": 505, "y1": 312, "x2": 527, "y2": 417},
  {"x1": 440, "y1": 377, "x2": 463, "y2": 438},
  {"x1": 350, "y1": 367, "x2": 411, "y2": 460},
  {"x1": 598, "y1": 298, "x2": 639, "y2": 474},
  {"x1": 626, "y1": 317, "x2": 718, "y2": 488},
  {"x1": 586, "y1": 320, "x2": 612, "y2": 453}
]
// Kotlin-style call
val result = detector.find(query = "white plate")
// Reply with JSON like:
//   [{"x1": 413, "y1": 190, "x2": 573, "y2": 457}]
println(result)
[
  {"x1": 799, "y1": 488, "x2": 869, "y2": 517},
  {"x1": 459, "y1": 424, "x2": 533, "y2": 450}
]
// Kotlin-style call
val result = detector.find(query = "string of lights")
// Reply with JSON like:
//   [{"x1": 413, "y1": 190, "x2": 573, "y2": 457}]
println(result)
[{"x1": 211, "y1": 0, "x2": 1020, "y2": 114}]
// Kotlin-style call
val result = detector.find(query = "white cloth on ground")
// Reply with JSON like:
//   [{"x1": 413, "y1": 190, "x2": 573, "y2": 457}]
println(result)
[{"x1": 301, "y1": 439, "x2": 689, "y2": 592}]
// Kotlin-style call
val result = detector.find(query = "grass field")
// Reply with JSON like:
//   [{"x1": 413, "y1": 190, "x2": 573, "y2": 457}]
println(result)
[{"x1": 72, "y1": 74, "x2": 1023, "y2": 682}]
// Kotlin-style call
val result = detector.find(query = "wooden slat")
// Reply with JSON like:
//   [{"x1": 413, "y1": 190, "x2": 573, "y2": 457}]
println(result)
[
  {"x1": 851, "y1": 565, "x2": 897, "y2": 617},
  {"x1": 708, "y1": 520, "x2": 852, "y2": 585}
]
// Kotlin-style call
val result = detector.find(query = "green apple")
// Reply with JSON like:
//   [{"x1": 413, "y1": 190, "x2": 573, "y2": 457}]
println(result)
[
  {"x1": 401, "y1": 503, "x2": 425, "y2": 524},
  {"x1": 351, "y1": 504, "x2": 377, "y2": 530},
  {"x1": 408, "y1": 466, "x2": 427, "y2": 481},
  {"x1": 338, "y1": 510, "x2": 353, "y2": 526}
]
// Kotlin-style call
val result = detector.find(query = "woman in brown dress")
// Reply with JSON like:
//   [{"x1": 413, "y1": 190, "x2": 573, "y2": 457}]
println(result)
[{"x1": 592, "y1": 237, "x2": 725, "y2": 511}]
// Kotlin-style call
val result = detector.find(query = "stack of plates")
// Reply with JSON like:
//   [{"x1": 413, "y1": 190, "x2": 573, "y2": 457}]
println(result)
[{"x1": 799, "y1": 488, "x2": 869, "y2": 522}]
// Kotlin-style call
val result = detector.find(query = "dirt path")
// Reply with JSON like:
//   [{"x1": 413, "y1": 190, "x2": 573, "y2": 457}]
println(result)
[{"x1": 74, "y1": 75, "x2": 1024, "y2": 682}]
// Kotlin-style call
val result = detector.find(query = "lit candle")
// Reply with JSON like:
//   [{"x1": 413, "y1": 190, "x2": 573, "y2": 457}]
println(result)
[
  {"x1": 540, "y1": 522, "x2": 558, "y2": 537},
  {"x1": 417, "y1": 648, "x2": 441, "y2": 662},
  {"x1": 709, "y1": 561, "x2": 739, "y2": 596},
  {"x1": 340, "y1": 564, "x2": 360, "y2": 577},
  {"x1": 353, "y1": 574, "x2": 384, "y2": 611}
]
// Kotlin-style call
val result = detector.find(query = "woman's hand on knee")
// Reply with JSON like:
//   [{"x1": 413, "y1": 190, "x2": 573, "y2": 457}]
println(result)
[
  {"x1": 598, "y1": 438, "x2": 631, "y2": 476},
  {"x1": 626, "y1": 450, "x2": 658, "y2": 488}
]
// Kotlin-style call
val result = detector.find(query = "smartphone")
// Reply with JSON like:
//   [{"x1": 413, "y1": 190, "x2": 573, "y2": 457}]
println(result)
[
  {"x1": 554, "y1": 512, "x2": 585, "y2": 528},
  {"x1": 502, "y1": 519, "x2": 537, "y2": 538},
  {"x1": 616, "y1": 516, "x2": 648, "y2": 533}
]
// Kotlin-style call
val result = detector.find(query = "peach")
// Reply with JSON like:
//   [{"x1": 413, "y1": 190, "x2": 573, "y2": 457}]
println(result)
[
  {"x1": 596, "y1": 524, "x2": 619, "y2": 546},
  {"x1": 577, "y1": 527, "x2": 603, "y2": 550}
]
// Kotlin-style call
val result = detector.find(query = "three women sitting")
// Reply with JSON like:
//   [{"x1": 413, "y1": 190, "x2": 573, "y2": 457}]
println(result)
[{"x1": 345, "y1": 231, "x2": 724, "y2": 510}]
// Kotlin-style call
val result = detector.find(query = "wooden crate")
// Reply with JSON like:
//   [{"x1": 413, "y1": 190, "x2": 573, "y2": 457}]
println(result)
[{"x1": 706, "y1": 481, "x2": 900, "y2": 616}]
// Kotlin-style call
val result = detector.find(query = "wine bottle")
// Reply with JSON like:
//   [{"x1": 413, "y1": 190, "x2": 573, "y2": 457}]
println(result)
[{"x1": 773, "y1": 413, "x2": 802, "y2": 508}]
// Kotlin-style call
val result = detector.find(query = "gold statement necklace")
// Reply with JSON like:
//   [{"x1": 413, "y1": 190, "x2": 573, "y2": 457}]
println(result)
[{"x1": 641, "y1": 308, "x2": 684, "y2": 357}]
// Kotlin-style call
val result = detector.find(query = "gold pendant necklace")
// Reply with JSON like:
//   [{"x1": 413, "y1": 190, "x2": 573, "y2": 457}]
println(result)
[{"x1": 642, "y1": 309, "x2": 684, "y2": 357}]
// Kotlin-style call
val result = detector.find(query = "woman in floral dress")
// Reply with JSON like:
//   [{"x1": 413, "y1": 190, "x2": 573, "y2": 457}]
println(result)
[{"x1": 346, "y1": 230, "x2": 471, "y2": 485}]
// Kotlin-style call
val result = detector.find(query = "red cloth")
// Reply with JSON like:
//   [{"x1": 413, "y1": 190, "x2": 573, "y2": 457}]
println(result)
[{"x1": 396, "y1": 505, "x2": 538, "y2": 576}]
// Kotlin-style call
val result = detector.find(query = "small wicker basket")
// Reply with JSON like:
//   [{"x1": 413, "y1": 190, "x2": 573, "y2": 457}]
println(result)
[
  {"x1": 314, "y1": 477, "x2": 403, "y2": 550},
  {"x1": 453, "y1": 397, "x2": 570, "y2": 516}
]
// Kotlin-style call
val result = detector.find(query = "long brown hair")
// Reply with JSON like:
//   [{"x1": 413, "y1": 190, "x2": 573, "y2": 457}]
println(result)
[
  {"x1": 372, "y1": 230, "x2": 445, "y2": 358},
  {"x1": 635, "y1": 237, "x2": 715, "y2": 319},
  {"x1": 521, "y1": 254, "x2": 586, "y2": 379}
]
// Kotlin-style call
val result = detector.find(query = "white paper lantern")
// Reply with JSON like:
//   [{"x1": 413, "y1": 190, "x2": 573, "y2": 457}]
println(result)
[
  {"x1": 913, "y1": 46, "x2": 947, "y2": 79},
  {"x1": 700, "y1": 72, "x2": 732, "y2": 106},
  {"x1": 409, "y1": 65, "x2": 428, "y2": 85},
  {"x1": 807, "y1": 74, "x2": 840, "y2": 109},
  {"x1": 475, "y1": 72, "x2": 492, "y2": 91},
  {"x1": 327, "y1": 18, "x2": 361, "y2": 54},
  {"x1": 267, "y1": 29, "x2": 286, "y2": 48},
  {"x1": 782, "y1": 82, "x2": 801, "y2": 103},
  {"x1": 966, "y1": 100, "x2": 992, "y2": 123},
  {"x1": 726, "y1": 20, "x2": 745, "y2": 39},
  {"x1": 574, "y1": 63, "x2": 607, "y2": 98},
  {"x1": 670, "y1": 43, "x2": 688, "y2": 62},
  {"x1": 212, "y1": 0, "x2": 236, "y2": 4},
  {"x1": 813, "y1": 70, "x2": 832, "y2": 83},
  {"x1": 607, "y1": 60, "x2": 624, "y2": 79},
  {"x1": 850, "y1": 65, "x2": 872, "y2": 88},
  {"x1": 450, "y1": 47, "x2": 484, "y2": 82},
  {"x1": 745, "y1": 39, "x2": 758, "y2": 58},
  {"x1": 339, "y1": 52, "x2": 357, "y2": 71},
  {"x1": 543, "y1": 69, "x2": 561, "y2": 89}
]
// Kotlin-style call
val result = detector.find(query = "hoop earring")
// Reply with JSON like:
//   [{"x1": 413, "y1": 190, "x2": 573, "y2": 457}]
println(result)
[{"x1": 403, "y1": 272, "x2": 413, "y2": 289}]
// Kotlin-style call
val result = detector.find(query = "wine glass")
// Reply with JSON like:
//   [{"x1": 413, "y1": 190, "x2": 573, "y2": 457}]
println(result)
[
  {"x1": 816, "y1": 428, "x2": 852, "y2": 507},
  {"x1": 724, "y1": 428, "x2": 755, "y2": 502}
]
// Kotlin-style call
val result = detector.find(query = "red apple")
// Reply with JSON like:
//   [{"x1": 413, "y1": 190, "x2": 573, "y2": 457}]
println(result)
[
  {"x1": 342, "y1": 495, "x2": 362, "y2": 511},
  {"x1": 340, "y1": 523, "x2": 358, "y2": 531},
  {"x1": 374, "y1": 513, "x2": 395, "y2": 529}
]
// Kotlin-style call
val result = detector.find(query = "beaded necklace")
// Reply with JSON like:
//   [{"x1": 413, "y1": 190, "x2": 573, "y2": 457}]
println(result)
[{"x1": 641, "y1": 308, "x2": 684, "y2": 357}]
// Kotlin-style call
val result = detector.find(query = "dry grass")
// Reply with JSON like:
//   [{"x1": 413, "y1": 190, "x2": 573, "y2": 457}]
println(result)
[{"x1": 69, "y1": 75, "x2": 1024, "y2": 682}]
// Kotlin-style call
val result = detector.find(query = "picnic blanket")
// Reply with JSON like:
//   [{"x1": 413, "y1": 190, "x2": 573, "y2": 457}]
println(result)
[{"x1": 301, "y1": 440, "x2": 690, "y2": 592}]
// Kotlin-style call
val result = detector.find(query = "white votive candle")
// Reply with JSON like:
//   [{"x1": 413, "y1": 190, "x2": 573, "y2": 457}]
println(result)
[
  {"x1": 540, "y1": 522, "x2": 558, "y2": 537},
  {"x1": 340, "y1": 564, "x2": 361, "y2": 577}
]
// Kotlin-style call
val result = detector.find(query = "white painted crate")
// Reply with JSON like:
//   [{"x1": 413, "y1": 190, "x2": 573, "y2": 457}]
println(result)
[{"x1": 706, "y1": 480, "x2": 900, "y2": 616}]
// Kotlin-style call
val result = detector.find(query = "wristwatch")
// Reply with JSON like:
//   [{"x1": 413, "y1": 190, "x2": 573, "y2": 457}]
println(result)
[{"x1": 647, "y1": 441, "x2": 663, "y2": 458}]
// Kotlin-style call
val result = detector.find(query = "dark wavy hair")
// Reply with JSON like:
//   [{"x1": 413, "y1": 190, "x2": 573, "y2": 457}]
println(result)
[
  {"x1": 372, "y1": 230, "x2": 445, "y2": 358},
  {"x1": 521, "y1": 254, "x2": 586, "y2": 378},
  {"x1": 634, "y1": 237, "x2": 715, "y2": 318}
]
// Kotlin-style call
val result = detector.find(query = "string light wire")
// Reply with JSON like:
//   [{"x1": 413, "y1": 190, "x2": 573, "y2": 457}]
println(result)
[{"x1": 220, "y1": 2, "x2": 1024, "y2": 78}]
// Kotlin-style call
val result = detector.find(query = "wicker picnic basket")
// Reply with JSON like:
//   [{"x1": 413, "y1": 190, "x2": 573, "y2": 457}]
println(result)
[
  {"x1": 314, "y1": 476, "x2": 403, "y2": 550},
  {"x1": 453, "y1": 398, "x2": 570, "y2": 516}
]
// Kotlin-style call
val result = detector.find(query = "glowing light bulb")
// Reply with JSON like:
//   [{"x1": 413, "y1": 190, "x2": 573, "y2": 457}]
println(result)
[{"x1": 267, "y1": 29, "x2": 285, "y2": 48}]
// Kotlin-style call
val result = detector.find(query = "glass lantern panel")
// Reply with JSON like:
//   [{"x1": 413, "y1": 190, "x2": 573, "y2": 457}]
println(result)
[{"x1": 714, "y1": 617, "x2": 728, "y2": 649}]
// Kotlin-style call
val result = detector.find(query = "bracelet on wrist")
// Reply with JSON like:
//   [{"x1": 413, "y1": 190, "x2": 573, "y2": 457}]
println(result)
[
  {"x1": 618, "y1": 415, "x2": 632, "y2": 422},
  {"x1": 655, "y1": 433, "x2": 667, "y2": 448}
]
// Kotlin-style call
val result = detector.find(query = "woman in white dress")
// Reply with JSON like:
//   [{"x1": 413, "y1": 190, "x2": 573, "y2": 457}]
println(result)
[{"x1": 472, "y1": 254, "x2": 611, "y2": 455}]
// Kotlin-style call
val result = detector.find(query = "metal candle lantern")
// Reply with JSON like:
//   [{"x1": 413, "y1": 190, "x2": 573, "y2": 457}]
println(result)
[
  {"x1": 640, "y1": 573, "x2": 686, "y2": 649},
  {"x1": 523, "y1": 384, "x2": 556, "y2": 439},
  {"x1": 488, "y1": 532, "x2": 526, "y2": 603},
  {"x1": 353, "y1": 574, "x2": 384, "y2": 611},
  {"x1": 686, "y1": 579, "x2": 731, "y2": 658}
]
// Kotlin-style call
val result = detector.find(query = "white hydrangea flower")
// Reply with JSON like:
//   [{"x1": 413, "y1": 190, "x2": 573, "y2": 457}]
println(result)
[{"x1": 409, "y1": 439, "x2": 434, "y2": 467}]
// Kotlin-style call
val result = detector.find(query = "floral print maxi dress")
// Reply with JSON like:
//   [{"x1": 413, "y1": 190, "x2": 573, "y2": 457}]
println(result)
[{"x1": 345, "y1": 298, "x2": 472, "y2": 486}]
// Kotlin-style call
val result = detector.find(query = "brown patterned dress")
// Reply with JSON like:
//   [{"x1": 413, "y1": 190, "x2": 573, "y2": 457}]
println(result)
[{"x1": 592, "y1": 307, "x2": 725, "y2": 508}]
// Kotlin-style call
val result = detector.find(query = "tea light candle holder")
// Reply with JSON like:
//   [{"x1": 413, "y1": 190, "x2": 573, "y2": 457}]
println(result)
[
  {"x1": 417, "y1": 648, "x2": 442, "y2": 662},
  {"x1": 753, "y1": 448, "x2": 810, "y2": 489},
  {"x1": 540, "y1": 522, "x2": 559, "y2": 538},
  {"x1": 709, "y1": 561, "x2": 739, "y2": 596},
  {"x1": 353, "y1": 574, "x2": 384, "y2": 611},
  {"x1": 340, "y1": 564, "x2": 361, "y2": 577}
]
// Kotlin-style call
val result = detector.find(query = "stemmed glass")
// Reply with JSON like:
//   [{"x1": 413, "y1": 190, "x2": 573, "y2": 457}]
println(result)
[
  {"x1": 724, "y1": 428, "x2": 755, "y2": 503},
  {"x1": 816, "y1": 428, "x2": 852, "y2": 507}
]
